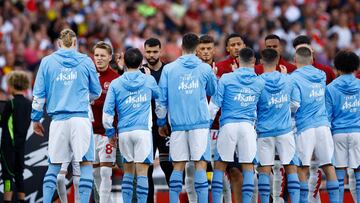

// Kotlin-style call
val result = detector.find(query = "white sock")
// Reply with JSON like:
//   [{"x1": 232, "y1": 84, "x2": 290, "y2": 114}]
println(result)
[
  {"x1": 348, "y1": 168, "x2": 357, "y2": 202},
  {"x1": 93, "y1": 167, "x2": 101, "y2": 192},
  {"x1": 57, "y1": 173, "x2": 68, "y2": 203},
  {"x1": 272, "y1": 161, "x2": 284, "y2": 203},
  {"x1": 100, "y1": 167, "x2": 113, "y2": 203},
  {"x1": 73, "y1": 175, "x2": 80, "y2": 203},
  {"x1": 223, "y1": 173, "x2": 232, "y2": 203},
  {"x1": 308, "y1": 163, "x2": 322, "y2": 203},
  {"x1": 185, "y1": 162, "x2": 197, "y2": 203}
]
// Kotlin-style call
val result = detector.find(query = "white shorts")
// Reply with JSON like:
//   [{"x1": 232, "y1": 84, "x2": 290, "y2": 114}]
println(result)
[
  {"x1": 48, "y1": 117, "x2": 94, "y2": 163},
  {"x1": 118, "y1": 130, "x2": 153, "y2": 164},
  {"x1": 257, "y1": 132, "x2": 297, "y2": 166},
  {"x1": 169, "y1": 128, "x2": 210, "y2": 162},
  {"x1": 296, "y1": 126, "x2": 334, "y2": 166},
  {"x1": 333, "y1": 133, "x2": 360, "y2": 169},
  {"x1": 94, "y1": 134, "x2": 116, "y2": 164},
  {"x1": 215, "y1": 122, "x2": 257, "y2": 163}
]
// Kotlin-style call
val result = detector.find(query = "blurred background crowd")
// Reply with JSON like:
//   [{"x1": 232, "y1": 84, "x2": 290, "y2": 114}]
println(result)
[{"x1": 0, "y1": 0, "x2": 360, "y2": 99}]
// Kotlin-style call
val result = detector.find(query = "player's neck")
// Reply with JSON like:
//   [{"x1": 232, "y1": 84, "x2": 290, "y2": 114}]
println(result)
[
  {"x1": 127, "y1": 68, "x2": 138, "y2": 72},
  {"x1": 263, "y1": 66, "x2": 276, "y2": 73},
  {"x1": 12, "y1": 90, "x2": 25, "y2": 96},
  {"x1": 182, "y1": 50, "x2": 195, "y2": 55},
  {"x1": 147, "y1": 61, "x2": 162, "y2": 71}
]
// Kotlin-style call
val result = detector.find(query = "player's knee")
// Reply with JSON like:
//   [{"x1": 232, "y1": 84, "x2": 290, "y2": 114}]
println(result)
[
  {"x1": 321, "y1": 164, "x2": 337, "y2": 180},
  {"x1": 229, "y1": 168, "x2": 243, "y2": 184},
  {"x1": 194, "y1": 160, "x2": 207, "y2": 170},
  {"x1": 173, "y1": 162, "x2": 186, "y2": 171},
  {"x1": 136, "y1": 163, "x2": 150, "y2": 176},
  {"x1": 57, "y1": 174, "x2": 66, "y2": 186},
  {"x1": 284, "y1": 165, "x2": 297, "y2": 174},
  {"x1": 257, "y1": 166, "x2": 272, "y2": 174}
]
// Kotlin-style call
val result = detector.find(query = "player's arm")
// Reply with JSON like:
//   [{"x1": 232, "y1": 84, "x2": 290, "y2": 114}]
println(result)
[
  {"x1": 155, "y1": 68, "x2": 168, "y2": 127},
  {"x1": 209, "y1": 78, "x2": 224, "y2": 125},
  {"x1": 31, "y1": 59, "x2": 47, "y2": 136},
  {"x1": 325, "y1": 87, "x2": 334, "y2": 122},
  {"x1": 102, "y1": 83, "x2": 116, "y2": 138},
  {"x1": 205, "y1": 65, "x2": 218, "y2": 96},
  {"x1": 87, "y1": 59, "x2": 102, "y2": 102},
  {"x1": 0, "y1": 101, "x2": 11, "y2": 129},
  {"x1": 290, "y1": 81, "x2": 301, "y2": 113}
]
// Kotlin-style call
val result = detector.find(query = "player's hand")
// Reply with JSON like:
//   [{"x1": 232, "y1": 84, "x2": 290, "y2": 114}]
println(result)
[
  {"x1": 115, "y1": 52, "x2": 125, "y2": 70},
  {"x1": 279, "y1": 65, "x2": 287, "y2": 74},
  {"x1": 231, "y1": 62, "x2": 238, "y2": 72},
  {"x1": 143, "y1": 67, "x2": 151, "y2": 75},
  {"x1": 109, "y1": 136, "x2": 117, "y2": 147},
  {"x1": 33, "y1": 121, "x2": 45, "y2": 137},
  {"x1": 212, "y1": 62, "x2": 218, "y2": 75},
  {"x1": 158, "y1": 125, "x2": 169, "y2": 137}
]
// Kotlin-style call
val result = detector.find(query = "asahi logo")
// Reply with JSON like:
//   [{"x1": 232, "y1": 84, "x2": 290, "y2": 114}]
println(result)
[
  {"x1": 178, "y1": 74, "x2": 199, "y2": 94},
  {"x1": 234, "y1": 88, "x2": 256, "y2": 106},
  {"x1": 125, "y1": 94, "x2": 147, "y2": 104},
  {"x1": 234, "y1": 93, "x2": 255, "y2": 102},
  {"x1": 342, "y1": 95, "x2": 360, "y2": 111},
  {"x1": 268, "y1": 94, "x2": 288, "y2": 106},
  {"x1": 56, "y1": 68, "x2": 78, "y2": 84},
  {"x1": 309, "y1": 88, "x2": 325, "y2": 98},
  {"x1": 125, "y1": 90, "x2": 148, "y2": 108}
]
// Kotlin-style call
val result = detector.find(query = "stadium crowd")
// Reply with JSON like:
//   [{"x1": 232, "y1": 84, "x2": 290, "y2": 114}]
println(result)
[{"x1": 0, "y1": 0, "x2": 360, "y2": 96}]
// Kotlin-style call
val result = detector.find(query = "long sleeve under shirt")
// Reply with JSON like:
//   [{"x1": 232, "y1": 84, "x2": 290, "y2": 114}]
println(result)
[{"x1": 1, "y1": 95, "x2": 32, "y2": 147}]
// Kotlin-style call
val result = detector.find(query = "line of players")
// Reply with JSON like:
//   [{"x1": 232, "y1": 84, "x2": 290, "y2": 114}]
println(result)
[{"x1": 31, "y1": 28, "x2": 360, "y2": 203}]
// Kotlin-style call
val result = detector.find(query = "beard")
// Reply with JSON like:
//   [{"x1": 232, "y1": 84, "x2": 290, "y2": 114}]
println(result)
[{"x1": 147, "y1": 57, "x2": 160, "y2": 66}]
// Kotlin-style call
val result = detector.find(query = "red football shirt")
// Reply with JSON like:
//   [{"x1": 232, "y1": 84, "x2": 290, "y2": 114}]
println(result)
[
  {"x1": 356, "y1": 73, "x2": 360, "y2": 79},
  {"x1": 91, "y1": 67, "x2": 119, "y2": 135},
  {"x1": 255, "y1": 57, "x2": 297, "y2": 75},
  {"x1": 211, "y1": 56, "x2": 239, "y2": 129},
  {"x1": 312, "y1": 60, "x2": 336, "y2": 85},
  {"x1": 216, "y1": 57, "x2": 238, "y2": 78}
]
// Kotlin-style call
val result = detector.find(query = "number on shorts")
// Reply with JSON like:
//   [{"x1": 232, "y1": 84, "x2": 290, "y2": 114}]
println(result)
[
  {"x1": 212, "y1": 131, "x2": 218, "y2": 140},
  {"x1": 105, "y1": 144, "x2": 113, "y2": 154}
]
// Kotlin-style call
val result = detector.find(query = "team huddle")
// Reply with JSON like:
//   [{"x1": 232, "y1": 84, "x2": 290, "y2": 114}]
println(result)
[{"x1": 31, "y1": 28, "x2": 360, "y2": 203}]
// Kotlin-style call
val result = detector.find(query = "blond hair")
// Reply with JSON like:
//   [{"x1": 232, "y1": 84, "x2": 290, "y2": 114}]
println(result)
[
  {"x1": 59, "y1": 28, "x2": 76, "y2": 48},
  {"x1": 92, "y1": 41, "x2": 113, "y2": 55},
  {"x1": 7, "y1": 71, "x2": 30, "y2": 91}
]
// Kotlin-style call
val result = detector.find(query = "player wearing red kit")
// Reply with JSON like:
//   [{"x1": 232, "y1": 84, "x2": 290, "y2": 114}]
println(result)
[
  {"x1": 255, "y1": 34, "x2": 297, "y2": 75},
  {"x1": 91, "y1": 41, "x2": 119, "y2": 203},
  {"x1": 215, "y1": 33, "x2": 246, "y2": 203},
  {"x1": 293, "y1": 35, "x2": 336, "y2": 84}
]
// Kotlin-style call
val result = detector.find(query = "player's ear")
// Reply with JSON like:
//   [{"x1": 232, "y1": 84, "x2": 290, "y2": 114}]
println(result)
[
  {"x1": 57, "y1": 40, "x2": 62, "y2": 48},
  {"x1": 72, "y1": 38, "x2": 77, "y2": 48}
]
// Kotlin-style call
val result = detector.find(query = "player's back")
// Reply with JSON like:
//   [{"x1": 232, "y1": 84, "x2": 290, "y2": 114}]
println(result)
[
  {"x1": 108, "y1": 70, "x2": 159, "y2": 133},
  {"x1": 33, "y1": 48, "x2": 101, "y2": 120},
  {"x1": 217, "y1": 67, "x2": 264, "y2": 126},
  {"x1": 160, "y1": 54, "x2": 217, "y2": 131},
  {"x1": 290, "y1": 65, "x2": 329, "y2": 133},
  {"x1": 257, "y1": 71, "x2": 292, "y2": 137},
  {"x1": 326, "y1": 74, "x2": 360, "y2": 134}
]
